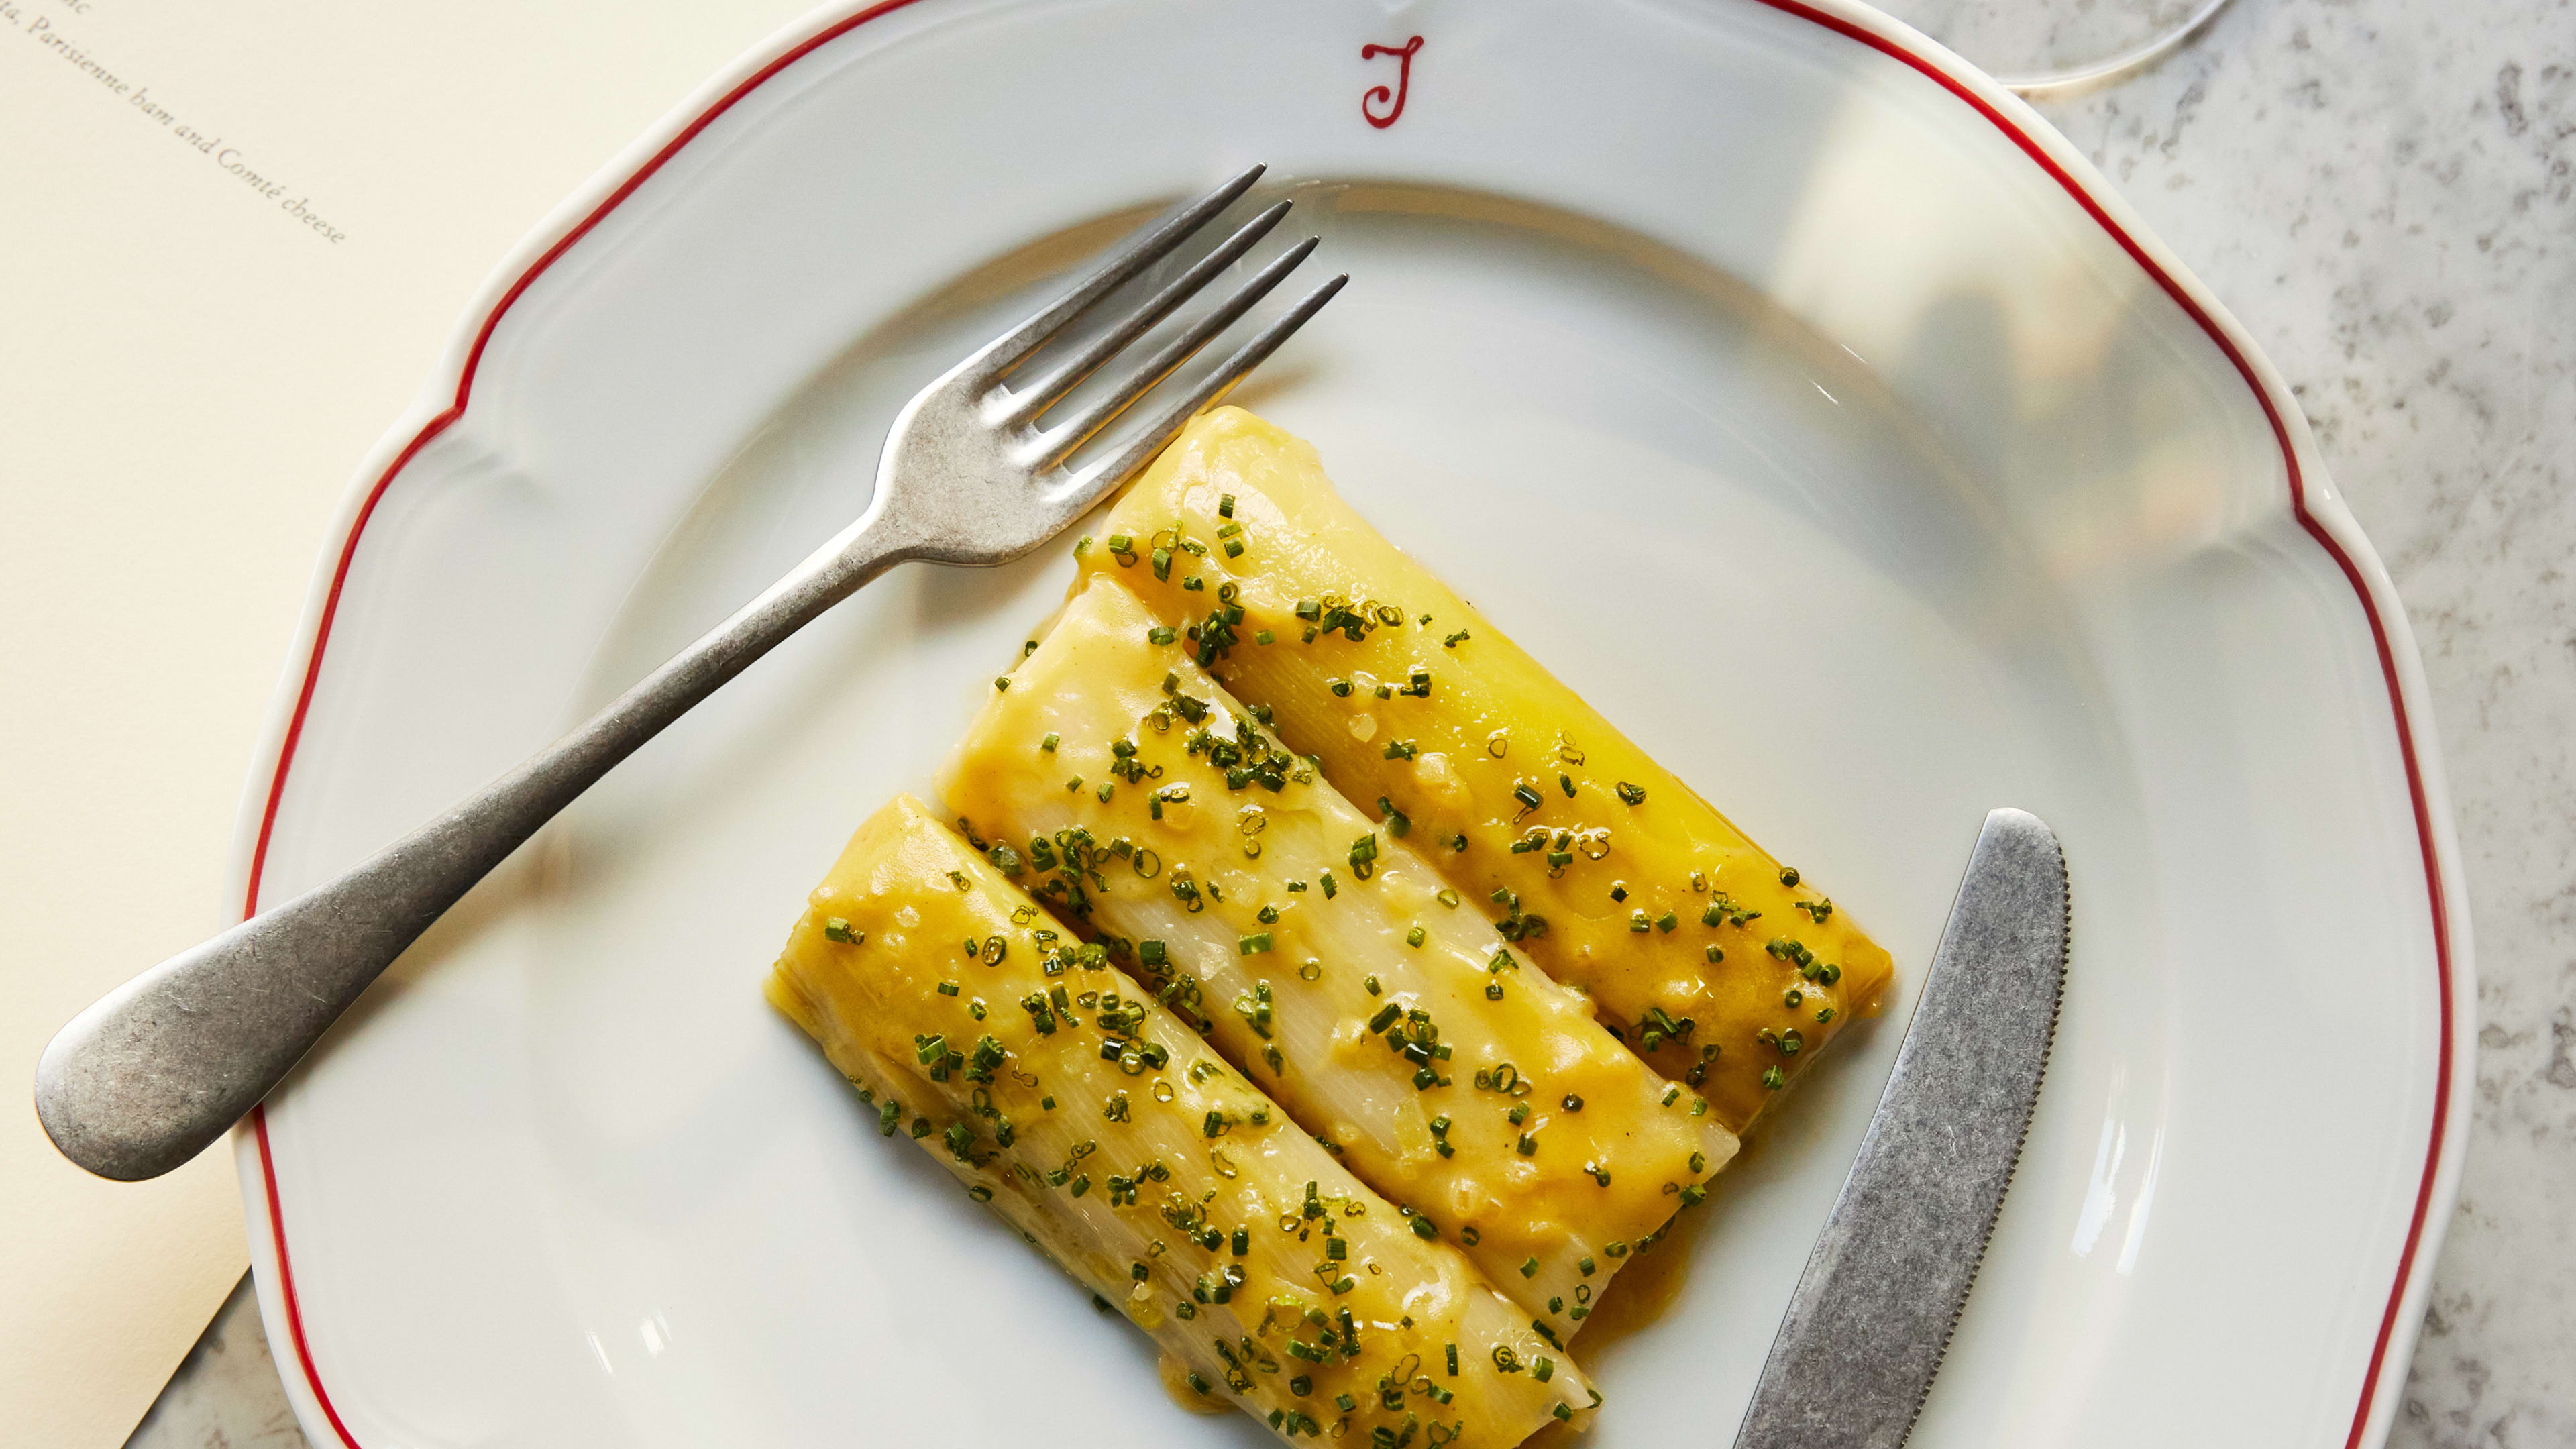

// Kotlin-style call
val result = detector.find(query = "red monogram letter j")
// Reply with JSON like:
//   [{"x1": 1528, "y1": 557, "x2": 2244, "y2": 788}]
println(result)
[{"x1": 1361, "y1": 36, "x2": 1423, "y2": 129}]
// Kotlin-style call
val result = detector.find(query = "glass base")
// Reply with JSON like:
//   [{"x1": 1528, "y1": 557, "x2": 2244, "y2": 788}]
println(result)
[{"x1": 1865, "y1": 0, "x2": 2234, "y2": 90}]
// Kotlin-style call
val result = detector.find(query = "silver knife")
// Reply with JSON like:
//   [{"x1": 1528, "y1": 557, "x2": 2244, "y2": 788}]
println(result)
[{"x1": 1733, "y1": 808, "x2": 2069, "y2": 1449}]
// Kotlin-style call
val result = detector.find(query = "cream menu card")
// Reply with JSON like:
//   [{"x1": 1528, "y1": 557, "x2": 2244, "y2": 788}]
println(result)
[{"x1": 0, "y1": 0, "x2": 810, "y2": 1440}]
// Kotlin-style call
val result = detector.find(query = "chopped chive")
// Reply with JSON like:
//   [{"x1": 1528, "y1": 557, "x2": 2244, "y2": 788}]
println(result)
[
  {"x1": 822, "y1": 917, "x2": 860, "y2": 944},
  {"x1": 1375, "y1": 797, "x2": 1411, "y2": 837}
]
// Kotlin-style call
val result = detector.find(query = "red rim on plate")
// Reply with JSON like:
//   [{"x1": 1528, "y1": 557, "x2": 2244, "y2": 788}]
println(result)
[{"x1": 234, "y1": 5, "x2": 2457, "y2": 1446}]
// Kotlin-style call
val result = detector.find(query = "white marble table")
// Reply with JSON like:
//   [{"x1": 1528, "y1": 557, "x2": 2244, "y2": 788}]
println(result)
[{"x1": 125, "y1": 0, "x2": 2573, "y2": 1443}]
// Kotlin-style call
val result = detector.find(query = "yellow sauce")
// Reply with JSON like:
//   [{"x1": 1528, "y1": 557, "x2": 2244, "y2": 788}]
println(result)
[
  {"x1": 1076, "y1": 407, "x2": 1898, "y2": 1133},
  {"x1": 1570, "y1": 1206, "x2": 1700, "y2": 1352},
  {"x1": 1515, "y1": 1208, "x2": 1707, "y2": 1446},
  {"x1": 1520, "y1": 1417, "x2": 1587, "y2": 1449},
  {"x1": 767, "y1": 796, "x2": 1601, "y2": 1445},
  {"x1": 941, "y1": 576, "x2": 1737, "y2": 1342},
  {"x1": 1156, "y1": 1352, "x2": 1232, "y2": 1416}
]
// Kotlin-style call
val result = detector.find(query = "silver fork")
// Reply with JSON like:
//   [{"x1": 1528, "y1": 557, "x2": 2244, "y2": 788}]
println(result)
[{"x1": 36, "y1": 164, "x2": 1342, "y2": 1183}]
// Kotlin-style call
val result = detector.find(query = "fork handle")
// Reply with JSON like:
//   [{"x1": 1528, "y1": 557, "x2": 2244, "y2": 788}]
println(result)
[{"x1": 34, "y1": 517, "x2": 912, "y2": 1181}]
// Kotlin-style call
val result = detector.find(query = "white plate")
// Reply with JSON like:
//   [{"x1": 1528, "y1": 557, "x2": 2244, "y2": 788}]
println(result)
[{"x1": 229, "y1": 2, "x2": 2471, "y2": 1446}]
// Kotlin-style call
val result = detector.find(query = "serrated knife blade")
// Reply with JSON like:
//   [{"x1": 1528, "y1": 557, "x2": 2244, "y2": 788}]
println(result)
[{"x1": 1731, "y1": 808, "x2": 2069, "y2": 1449}]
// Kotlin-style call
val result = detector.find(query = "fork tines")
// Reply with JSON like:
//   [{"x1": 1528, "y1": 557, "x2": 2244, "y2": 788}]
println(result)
[{"x1": 977, "y1": 164, "x2": 1346, "y2": 491}]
